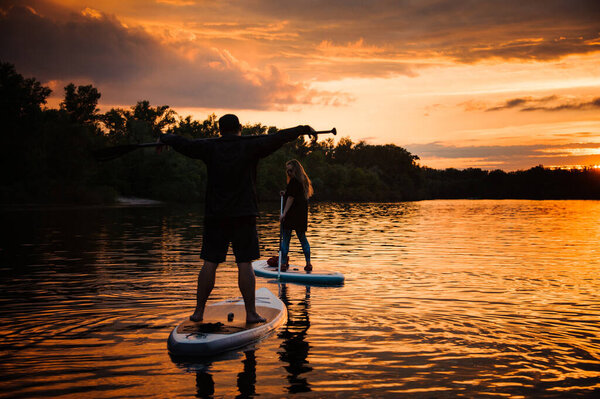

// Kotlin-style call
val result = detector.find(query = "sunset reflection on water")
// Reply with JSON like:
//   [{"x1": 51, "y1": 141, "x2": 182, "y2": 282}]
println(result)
[{"x1": 1, "y1": 200, "x2": 599, "y2": 397}]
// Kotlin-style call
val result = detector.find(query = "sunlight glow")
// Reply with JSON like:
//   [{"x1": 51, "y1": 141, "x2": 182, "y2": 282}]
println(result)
[
  {"x1": 31, "y1": 0, "x2": 600, "y2": 170},
  {"x1": 81, "y1": 7, "x2": 102, "y2": 19}
]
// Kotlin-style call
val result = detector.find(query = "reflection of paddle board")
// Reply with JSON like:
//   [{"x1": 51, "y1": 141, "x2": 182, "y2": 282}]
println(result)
[
  {"x1": 252, "y1": 260, "x2": 344, "y2": 285},
  {"x1": 167, "y1": 287, "x2": 286, "y2": 357}
]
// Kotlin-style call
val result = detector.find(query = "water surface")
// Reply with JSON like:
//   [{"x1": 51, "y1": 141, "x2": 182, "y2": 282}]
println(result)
[{"x1": 1, "y1": 200, "x2": 599, "y2": 398}]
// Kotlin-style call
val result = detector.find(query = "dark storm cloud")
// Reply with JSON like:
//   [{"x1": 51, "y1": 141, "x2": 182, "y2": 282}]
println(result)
[
  {"x1": 0, "y1": 3, "x2": 333, "y2": 109},
  {"x1": 0, "y1": 5, "x2": 162, "y2": 85}
]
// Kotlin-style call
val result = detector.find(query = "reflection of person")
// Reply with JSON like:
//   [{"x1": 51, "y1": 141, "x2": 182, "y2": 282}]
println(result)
[
  {"x1": 279, "y1": 159, "x2": 314, "y2": 272},
  {"x1": 278, "y1": 284, "x2": 312, "y2": 393},
  {"x1": 195, "y1": 370, "x2": 215, "y2": 398},
  {"x1": 159, "y1": 114, "x2": 314, "y2": 323},
  {"x1": 192, "y1": 350, "x2": 257, "y2": 398},
  {"x1": 237, "y1": 350, "x2": 257, "y2": 397}
]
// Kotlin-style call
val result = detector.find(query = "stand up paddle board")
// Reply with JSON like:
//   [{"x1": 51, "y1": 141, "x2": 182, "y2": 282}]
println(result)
[
  {"x1": 168, "y1": 287, "x2": 286, "y2": 357},
  {"x1": 252, "y1": 260, "x2": 344, "y2": 285}
]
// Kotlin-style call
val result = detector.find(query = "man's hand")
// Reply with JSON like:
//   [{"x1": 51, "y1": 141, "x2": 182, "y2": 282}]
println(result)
[{"x1": 302, "y1": 125, "x2": 316, "y2": 139}]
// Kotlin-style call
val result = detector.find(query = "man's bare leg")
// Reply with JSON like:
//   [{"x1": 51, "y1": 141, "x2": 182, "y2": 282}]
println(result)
[
  {"x1": 190, "y1": 260, "x2": 218, "y2": 322},
  {"x1": 237, "y1": 262, "x2": 266, "y2": 323}
]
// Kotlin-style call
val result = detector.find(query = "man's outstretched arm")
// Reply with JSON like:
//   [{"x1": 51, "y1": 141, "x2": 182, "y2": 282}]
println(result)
[
  {"x1": 254, "y1": 125, "x2": 315, "y2": 158},
  {"x1": 159, "y1": 134, "x2": 211, "y2": 160}
]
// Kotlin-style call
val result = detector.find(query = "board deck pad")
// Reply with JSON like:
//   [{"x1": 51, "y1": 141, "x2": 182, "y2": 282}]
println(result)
[
  {"x1": 167, "y1": 288, "x2": 286, "y2": 357},
  {"x1": 176, "y1": 304, "x2": 282, "y2": 335}
]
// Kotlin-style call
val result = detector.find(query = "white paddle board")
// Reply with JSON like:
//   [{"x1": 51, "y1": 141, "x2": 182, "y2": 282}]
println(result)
[
  {"x1": 252, "y1": 260, "x2": 344, "y2": 285},
  {"x1": 168, "y1": 287, "x2": 286, "y2": 357}
]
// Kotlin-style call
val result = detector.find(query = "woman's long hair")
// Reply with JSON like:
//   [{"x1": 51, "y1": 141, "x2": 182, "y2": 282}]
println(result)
[{"x1": 286, "y1": 159, "x2": 314, "y2": 199}]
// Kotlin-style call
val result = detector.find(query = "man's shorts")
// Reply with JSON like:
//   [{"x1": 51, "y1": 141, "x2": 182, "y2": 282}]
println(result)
[{"x1": 200, "y1": 216, "x2": 260, "y2": 264}]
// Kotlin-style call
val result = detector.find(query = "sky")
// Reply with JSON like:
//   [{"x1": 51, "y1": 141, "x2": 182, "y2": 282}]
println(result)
[{"x1": 1, "y1": 0, "x2": 599, "y2": 170}]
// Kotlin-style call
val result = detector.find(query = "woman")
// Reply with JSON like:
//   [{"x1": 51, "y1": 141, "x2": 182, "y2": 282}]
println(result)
[{"x1": 280, "y1": 159, "x2": 313, "y2": 271}]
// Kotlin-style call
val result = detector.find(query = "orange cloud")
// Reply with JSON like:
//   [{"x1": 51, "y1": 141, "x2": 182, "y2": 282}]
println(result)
[
  {"x1": 155, "y1": 0, "x2": 196, "y2": 6},
  {"x1": 15, "y1": 0, "x2": 597, "y2": 84},
  {"x1": 80, "y1": 7, "x2": 102, "y2": 19},
  {"x1": 407, "y1": 140, "x2": 600, "y2": 170},
  {"x1": 317, "y1": 38, "x2": 386, "y2": 58},
  {"x1": 0, "y1": 3, "x2": 344, "y2": 109}
]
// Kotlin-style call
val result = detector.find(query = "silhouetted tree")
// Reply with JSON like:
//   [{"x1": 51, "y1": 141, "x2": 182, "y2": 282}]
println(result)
[
  {"x1": 333, "y1": 137, "x2": 354, "y2": 164},
  {"x1": 61, "y1": 83, "x2": 101, "y2": 126},
  {"x1": 101, "y1": 108, "x2": 130, "y2": 144},
  {"x1": 0, "y1": 62, "x2": 51, "y2": 129},
  {"x1": 131, "y1": 100, "x2": 177, "y2": 138},
  {"x1": 1, "y1": 62, "x2": 51, "y2": 202},
  {"x1": 169, "y1": 114, "x2": 219, "y2": 139}
]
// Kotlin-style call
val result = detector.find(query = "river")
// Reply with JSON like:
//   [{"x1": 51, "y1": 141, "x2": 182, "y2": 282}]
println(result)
[{"x1": 1, "y1": 200, "x2": 599, "y2": 398}]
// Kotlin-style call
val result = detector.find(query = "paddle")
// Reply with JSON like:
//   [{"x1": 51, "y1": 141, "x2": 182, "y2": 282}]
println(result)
[
  {"x1": 93, "y1": 128, "x2": 337, "y2": 161},
  {"x1": 278, "y1": 193, "x2": 284, "y2": 280}
]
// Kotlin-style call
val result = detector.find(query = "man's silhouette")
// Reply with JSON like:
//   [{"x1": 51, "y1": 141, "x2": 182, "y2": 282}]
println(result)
[{"x1": 160, "y1": 114, "x2": 314, "y2": 323}]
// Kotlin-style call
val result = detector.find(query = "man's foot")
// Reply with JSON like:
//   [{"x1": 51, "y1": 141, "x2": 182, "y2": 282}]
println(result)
[
  {"x1": 304, "y1": 264, "x2": 313, "y2": 272},
  {"x1": 246, "y1": 312, "x2": 266, "y2": 324},
  {"x1": 189, "y1": 309, "x2": 204, "y2": 322}
]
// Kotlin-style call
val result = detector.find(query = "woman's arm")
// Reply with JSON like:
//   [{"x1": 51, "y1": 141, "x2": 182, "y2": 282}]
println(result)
[{"x1": 280, "y1": 196, "x2": 294, "y2": 222}]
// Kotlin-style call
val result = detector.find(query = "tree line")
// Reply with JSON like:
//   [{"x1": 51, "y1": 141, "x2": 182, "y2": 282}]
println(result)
[{"x1": 2, "y1": 62, "x2": 600, "y2": 205}]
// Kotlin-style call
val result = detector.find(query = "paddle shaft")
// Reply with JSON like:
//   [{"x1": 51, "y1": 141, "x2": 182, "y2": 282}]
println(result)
[
  {"x1": 278, "y1": 194, "x2": 284, "y2": 279},
  {"x1": 93, "y1": 128, "x2": 337, "y2": 161}
]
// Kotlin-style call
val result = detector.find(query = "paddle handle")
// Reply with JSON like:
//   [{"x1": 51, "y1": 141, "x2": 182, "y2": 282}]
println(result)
[{"x1": 313, "y1": 128, "x2": 337, "y2": 136}]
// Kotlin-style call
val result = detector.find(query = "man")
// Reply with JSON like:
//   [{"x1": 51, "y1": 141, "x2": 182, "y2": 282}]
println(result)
[{"x1": 159, "y1": 114, "x2": 314, "y2": 323}]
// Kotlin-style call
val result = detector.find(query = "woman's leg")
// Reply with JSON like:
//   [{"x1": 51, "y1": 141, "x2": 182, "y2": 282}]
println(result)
[
  {"x1": 296, "y1": 230, "x2": 311, "y2": 268},
  {"x1": 280, "y1": 228, "x2": 292, "y2": 267}
]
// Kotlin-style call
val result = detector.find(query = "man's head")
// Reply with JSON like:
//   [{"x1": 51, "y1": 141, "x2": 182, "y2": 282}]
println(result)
[{"x1": 218, "y1": 114, "x2": 241, "y2": 136}]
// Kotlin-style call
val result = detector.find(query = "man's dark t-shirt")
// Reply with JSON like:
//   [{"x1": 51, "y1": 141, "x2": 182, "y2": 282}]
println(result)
[
  {"x1": 160, "y1": 131, "x2": 300, "y2": 218},
  {"x1": 282, "y1": 177, "x2": 308, "y2": 232}
]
